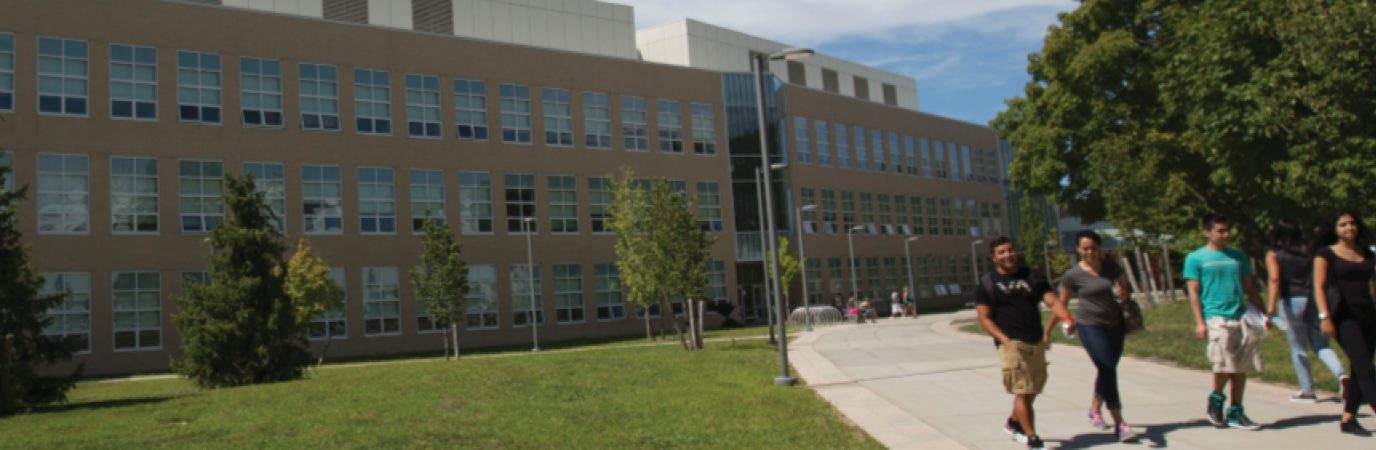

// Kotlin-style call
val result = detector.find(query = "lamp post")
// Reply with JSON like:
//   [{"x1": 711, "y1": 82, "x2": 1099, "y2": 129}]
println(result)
[
  {"x1": 754, "y1": 168, "x2": 775, "y2": 345},
  {"x1": 797, "y1": 204, "x2": 818, "y2": 331},
  {"x1": 523, "y1": 217, "x2": 539, "y2": 352},
  {"x1": 904, "y1": 237, "x2": 918, "y2": 313},
  {"x1": 969, "y1": 240, "x2": 984, "y2": 291},
  {"x1": 753, "y1": 47, "x2": 812, "y2": 387},
  {"x1": 846, "y1": 225, "x2": 866, "y2": 304},
  {"x1": 1044, "y1": 239, "x2": 1055, "y2": 284}
]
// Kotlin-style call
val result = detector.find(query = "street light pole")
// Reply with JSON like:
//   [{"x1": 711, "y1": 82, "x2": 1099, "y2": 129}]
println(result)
[
  {"x1": 754, "y1": 168, "x2": 775, "y2": 345},
  {"x1": 753, "y1": 47, "x2": 812, "y2": 387},
  {"x1": 905, "y1": 237, "x2": 918, "y2": 313},
  {"x1": 847, "y1": 225, "x2": 865, "y2": 304},
  {"x1": 969, "y1": 240, "x2": 984, "y2": 292},
  {"x1": 798, "y1": 204, "x2": 817, "y2": 332},
  {"x1": 524, "y1": 217, "x2": 539, "y2": 352}
]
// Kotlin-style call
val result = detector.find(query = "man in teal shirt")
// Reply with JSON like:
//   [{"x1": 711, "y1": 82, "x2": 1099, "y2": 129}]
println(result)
[{"x1": 1185, "y1": 214, "x2": 1268, "y2": 430}]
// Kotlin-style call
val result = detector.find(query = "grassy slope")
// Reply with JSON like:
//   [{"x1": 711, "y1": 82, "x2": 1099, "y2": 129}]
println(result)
[
  {"x1": 958, "y1": 300, "x2": 1347, "y2": 394},
  {"x1": 1, "y1": 331, "x2": 880, "y2": 450}
]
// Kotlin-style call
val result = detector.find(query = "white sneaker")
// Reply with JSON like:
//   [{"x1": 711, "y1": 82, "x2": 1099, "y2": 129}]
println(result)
[{"x1": 1289, "y1": 391, "x2": 1317, "y2": 403}]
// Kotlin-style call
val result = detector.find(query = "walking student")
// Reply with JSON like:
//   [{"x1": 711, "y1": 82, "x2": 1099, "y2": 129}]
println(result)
[
  {"x1": 1265, "y1": 218, "x2": 1347, "y2": 404},
  {"x1": 891, "y1": 291, "x2": 903, "y2": 319},
  {"x1": 1058, "y1": 231, "x2": 1139, "y2": 442},
  {"x1": 976, "y1": 237, "x2": 1070, "y2": 450},
  {"x1": 1311, "y1": 210, "x2": 1376, "y2": 436},
  {"x1": 903, "y1": 286, "x2": 916, "y2": 318},
  {"x1": 1185, "y1": 214, "x2": 1268, "y2": 430}
]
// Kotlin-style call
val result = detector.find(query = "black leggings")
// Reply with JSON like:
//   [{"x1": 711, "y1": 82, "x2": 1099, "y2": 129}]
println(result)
[
  {"x1": 1079, "y1": 324, "x2": 1126, "y2": 410},
  {"x1": 1334, "y1": 316, "x2": 1376, "y2": 415}
]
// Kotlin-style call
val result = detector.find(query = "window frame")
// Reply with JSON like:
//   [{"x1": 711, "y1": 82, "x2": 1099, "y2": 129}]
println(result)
[
  {"x1": 583, "y1": 92, "x2": 613, "y2": 149},
  {"x1": 454, "y1": 78, "x2": 489, "y2": 141},
  {"x1": 358, "y1": 166, "x2": 397, "y2": 235},
  {"x1": 589, "y1": 176, "x2": 614, "y2": 235},
  {"x1": 794, "y1": 116, "x2": 811, "y2": 164},
  {"x1": 109, "y1": 43, "x2": 158, "y2": 121},
  {"x1": 110, "y1": 156, "x2": 159, "y2": 235},
  {"x1": 504, "y1": 173, "x2": 537, "y2": 234},
  {"x1": 36, "y1": 153, "x2": 90, "y2": 235},
  {"x1": 853, "y1": 126, "x2": 869, "y2": 171},
  {"x1": 0, "y1": 32, "x2": 14, "y2": 112},
  {"x1": 466, "y1": 264, "x2": 500, "y2": 330},
  {"x1": 554, "y1": 263, "x2": 584, "y2": 324},
  {"x1": 310, "y1": 268, "x2": 348, "y2": 340},
  {"x1": 594, "y1": 263, "x2": 626, "y2": 321},
  {"x1": 405, "y1": 73, "x2": 442, "y2": 138},
  {"x1": 696, "y1": 181, "x2": 724, "y2": 233},
  {"x1": 37, "y1": 36, "x2": 89, "y2": 117},
  {"x1": 543, "y1": 87, "x2": 574, "y2": 147},
  {"x1": 239, "y1": 56, "x2": 284, "y2": 128},
  {"x1": 499, "y1": 83, "x2": 532, "y2": 144},
  {"x1": 621, "y1": 96, "x2": 648, "y2": 151},
  {"x1": 690, "y1": 103, "x2": 716, "y2": 155},
  {"x1": 112, "y1": 271, "x2": 161, "y2": 352},
  {"x1": 815, "y1": 119, "x2": 831, "y2": 167},
  {"x1": 511, "y1": 263, "x2": 545, "y2": 327},
  {"x1": 175, "y1": 50, "x2": 222, "y2": 124},
  {"x1": 362, "y1": 266, "x2": 402, "y2": 337},
  {"x1": 302, "y1": 164, "x2": 344, "y2": 235},
  {"x1": 459, "y1": 171, "x2": 494, "y2": 235},
  {"x1": 178, "y1": 159, "x2": 224, "y2": 234},
  {"x1": 548, "y1": 174, "x2": 578, "y2": 235},
  {"x1": 656, "y1": 99, "x2": 683, "y2": 153},
  {"x1": 353, "y1": 68, "x2": 393, "y2": 136},
  {"x1": 298, "y1": 62, "x2": 341, "y2": 131},
  {"x1": 835, "y1": 124, "x2": 850, "y2": 169},
  {"x1": 242, "y1": 162, "x2": 286, "y2": 231},
  {"x1": 410, "y1": 168, "x2": 446, "y2": 233},
  {"x1": 40, "y1": 272, "x2": 92, "y2": 354}
]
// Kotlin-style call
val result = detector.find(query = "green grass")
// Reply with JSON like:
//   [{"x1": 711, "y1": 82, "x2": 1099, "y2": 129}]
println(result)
[
  {"x1": 957, "y1": 300, "x2": 1347, "y2": 394},
  {"x1": 2, "y1": 334, "x2": 878, "y2": 449}
]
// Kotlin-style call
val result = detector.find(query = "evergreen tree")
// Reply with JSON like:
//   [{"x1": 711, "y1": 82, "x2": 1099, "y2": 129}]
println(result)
[
  {"x1": 0, "y1": 160, "x2": 83, "y2": 415},
  {"x1": 408, "y1": 216, "x2": 468, "y2": 361},
  {"x1": 171, "y1": 174, "x2": 312, "y2": 388}
]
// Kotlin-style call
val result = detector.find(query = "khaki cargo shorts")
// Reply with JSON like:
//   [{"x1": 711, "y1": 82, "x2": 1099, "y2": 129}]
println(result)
[
  {"x1": 1207, "y1": 317, "x2": 1263, "y2": 373},
  {"x1": 999, "y1": 340, "x2": 1048, "y2": 395}
]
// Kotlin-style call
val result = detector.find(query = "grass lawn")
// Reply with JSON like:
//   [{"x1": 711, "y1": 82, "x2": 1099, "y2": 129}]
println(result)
[
  {"x1": 1, "y1": 330, "x2": 878, "y2": 449},
  {"x1": 957, "y1": 299, "x2": 1347, "y2": 394}
]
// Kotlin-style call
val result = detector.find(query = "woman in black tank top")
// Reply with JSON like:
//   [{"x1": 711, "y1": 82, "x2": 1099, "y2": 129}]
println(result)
[
  {"x1": 1267, "y1": 219, "x2": 1347, "y2": 403},
  {"x1": 1311, "y1": 211, "x2": 1376, "y2": 435}
]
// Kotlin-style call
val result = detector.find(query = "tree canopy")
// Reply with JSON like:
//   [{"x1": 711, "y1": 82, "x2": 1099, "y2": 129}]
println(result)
[{"x1": 993, "y1": 0, "x2": 1376, "y2": 256}]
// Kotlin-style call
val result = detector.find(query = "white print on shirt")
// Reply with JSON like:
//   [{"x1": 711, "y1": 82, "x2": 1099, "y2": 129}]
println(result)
[{"x1": 997, "y1": 280, "x2": 1033, "y2": 294}]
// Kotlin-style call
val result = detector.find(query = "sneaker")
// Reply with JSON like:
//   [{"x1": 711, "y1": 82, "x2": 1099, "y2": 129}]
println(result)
[
  {"x1": 1088, "y1": 408, "x2": 1111, "y2": 431},
  {"x1": 1227, "y1": 405, "x2": 1261, "y2": 430},
  {"x1": 1207, "y1": 393, "x2": 1227, "y2": 426},
  {"x1": 1005, "y1": 418, "x2": 1029, "y2": 443},
  {"x1": 1116, "y1": 422, "x2": 1141, "y2": 442},
  {"x1": 1027, "y1": 435, "x2": 1046, "y2": 450},
  {"x1": 1290, "y1": 391, "x2": 1318, "y2": 403},
  {"x1": 1341, "y1": 419, "x2": 1372, "y2": 437}
]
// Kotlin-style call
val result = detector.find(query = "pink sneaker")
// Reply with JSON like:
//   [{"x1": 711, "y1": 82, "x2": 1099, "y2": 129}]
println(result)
[
  {"x1": 1088, "y1": 408, "x2": 1110, "y2": 431},
  {"x1": 1117, "y1": 422, "x2": 1140, "y2": 442}
]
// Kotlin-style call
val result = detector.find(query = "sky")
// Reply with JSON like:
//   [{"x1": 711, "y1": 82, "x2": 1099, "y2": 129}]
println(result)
[{"x1": 617, "y1": 0, "x2": 1077, "y2": 125}]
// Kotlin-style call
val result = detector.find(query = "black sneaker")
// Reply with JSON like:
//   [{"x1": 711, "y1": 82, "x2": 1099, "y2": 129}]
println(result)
[
  {"x1": 1226, "y1": 405, "x2": 1261, "y2": 430},
  {"x1": 1004, "y1": 418, "x2": 1029, "y2": 443},
  {"x1": 1207, "y1": 393, "x2": 1227, "y2": 426},
  {"x1": 1028, "y1": 435, "x2": 1046, "y2": 450},
  {"x1": 1342, "y1": 419, "x2": 1372, "y2": 437}
]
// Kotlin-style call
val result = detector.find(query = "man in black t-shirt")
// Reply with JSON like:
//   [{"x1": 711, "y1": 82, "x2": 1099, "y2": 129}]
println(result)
[{"x1": 975, "y1": 237, "x2": 1070, "y2": 450}]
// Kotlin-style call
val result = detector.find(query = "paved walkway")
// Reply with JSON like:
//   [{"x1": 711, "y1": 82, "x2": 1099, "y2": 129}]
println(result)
[{"x1": 790, "y1": 311, "x2": 1367, "y2": 449}]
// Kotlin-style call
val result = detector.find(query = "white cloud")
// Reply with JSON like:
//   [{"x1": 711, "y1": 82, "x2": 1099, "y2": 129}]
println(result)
[{"x1": 617, "y1": 0, "x2": 1075, "y2": 46}]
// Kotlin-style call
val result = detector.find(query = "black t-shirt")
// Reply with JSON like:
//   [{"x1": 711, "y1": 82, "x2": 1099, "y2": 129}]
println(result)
[{"x1": 975, "y1": 267, "x2": 1053, "y2": 344}]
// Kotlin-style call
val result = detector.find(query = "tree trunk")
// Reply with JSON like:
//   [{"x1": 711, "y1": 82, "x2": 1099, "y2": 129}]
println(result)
[
  {"x1": 644, "y1": 313, "x2": 653, "y2": 343},
  {"x1": 317, "y1": 334, "x2": 333, "y2": 368},
  {"x1": 1134, "y1": 246, "x2": 1157, "y2": 307},
  {"x1": 1142, "y1": 248, "x2": 1163, "y2": 309},
  {"x1": 451, "y1": 322, "x2": 461, "y2": 360},
  {"x1": 697, "y1": 300, "x2": 706, "y2": 349},
  {"x1": 686, "y1": 297, "x2": 698, "y2": 351},
  {"x1": 442, "y1": 325, "x2": 451, "y2": 362},
  {"x1": 662, "y1": 296, "x2": 687, "y2": 351},
  {"x1": 1162, "y1": 243, "x2": 1178, "y2": 302},
  {"x1": 1121, "y1": 255, "x2": 1142, "y2": 303}
]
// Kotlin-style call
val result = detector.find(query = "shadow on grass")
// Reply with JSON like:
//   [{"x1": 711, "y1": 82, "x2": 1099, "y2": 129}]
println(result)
[{"x1": 31, "y1": 396, "x2": 175, "y2": 415}]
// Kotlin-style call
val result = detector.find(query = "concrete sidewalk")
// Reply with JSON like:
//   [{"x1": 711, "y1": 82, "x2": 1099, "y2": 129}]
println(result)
[{"x1": 790, "y1": 311, "x2": 1367, "y2": 449}]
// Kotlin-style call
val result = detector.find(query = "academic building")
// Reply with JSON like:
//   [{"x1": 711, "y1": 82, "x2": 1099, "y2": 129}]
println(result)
[{"x1": 0, "y1": 0, "x2": 1006, "y2": 375}]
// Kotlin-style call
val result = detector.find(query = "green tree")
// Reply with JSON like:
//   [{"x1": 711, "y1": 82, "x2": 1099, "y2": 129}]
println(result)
[
  {"x1": 0, "y1": 159, "x2": 83, "y2": 415},
  {"x1": 992, "y1": 0, "x2": 1376, "y2": 258},
  {"x1": 764, "y1": 237, "x2": 801, "y2": 310},
  {"x1": 283, "y1": 239, "x2": 345, "y2": 366},
  {"x1": 1017, "y1": 196, "x2": 1049, "y2": 269},
  {"x1": 171, "y1": 174, "x2": 313, "y2": 388},
  {"x1": 408, "y1": 216, "x2": 468, "y2": 361}
]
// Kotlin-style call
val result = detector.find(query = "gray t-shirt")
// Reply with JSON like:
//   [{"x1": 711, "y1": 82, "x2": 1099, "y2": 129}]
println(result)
[{"x1": 1060, "y1": 259, "x2": 1124, "y2": 328}]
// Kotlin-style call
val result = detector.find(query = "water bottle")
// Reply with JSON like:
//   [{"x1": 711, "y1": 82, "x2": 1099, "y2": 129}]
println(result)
[{"x1": 1062, "y1": 318, "x2": 1077, "y2": 339}]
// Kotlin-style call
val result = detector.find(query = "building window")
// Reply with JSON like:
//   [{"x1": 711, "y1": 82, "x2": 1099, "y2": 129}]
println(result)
[
  {"x1": 239, "y1": 57, "x2": 283, "y2": 127},
  {"x1": 453, "y1": 79, "x2": 488, "y2": 140},
  {"x1": 941, "y1": 198, "x2": 954, "y2": 236},
  {"x1": 112, "y1": 271, "x2": 160, "y2": 350},
  {"x1": 37, "y1": 153, "x2": 89, "y2": 234},
  {"x1": 589, "y1": 177, "x2": 613, "y2": 234},
  {"x1": 547, "y1": 175, "x2": 578, "y2": 234},
  {"x1": 622, "y1": 96, "x2": 648, "y2": 151},
  {"x1": 299, "y1": 63, "x2": 340, "y2": 131},
  {"x1": 554, "y1": 263, "x2": 584, "y2": 324},
  {"x1": 967, "y1": 199, "x2": 980, "y2": 237},
  {"x1": 948, "y1": 142, "x2": 962, "y2": 182},
  {"x1": 815, "y1": 120, "x2": 831, "y2": 166},
  {"x1": 459, "y1": 171, "x2": 493, "y2": 234},
  {"x1": 840, "y1": 191, "x2": 856, "y2": 228},
  {"x1": 854, "y1": 77, "x2": 871, "y2": 101},
  {"x1": 854, "y1": 127, "x2": 869, "y2": 171},
  {"x1": 706, "y1": 260, "x2": 729, "y2": 309},
  {"x1": 499, "y1": 83, "x2": 532, "y2": 144},
  {"x1": 38, "y1": 37, "x2": 89, "y2": 116},
  {"x1": 405, "y1": 74, "x2": 441, "y2": 138},
  {"x1": 793, "y1": 116, "x2": 811, "y2": 164},
  {"x1": 986, "y1": 149, "x2": 1002, "y2": 184},
  {"x1": 0, "y1": 151, "x2": 11, "y2": 192},
  {"x1": 904, "y1": 136, "x2": 918, "y2": 176},
  {"x1": 363, "y1": 267, "x2": 401, "y2": 336},
  {"x1": 877, "y1": 194, "x2": 892, "y2": 234},
  {"x1": 111, "y1": 156, "x2": 159, "y2": 234},
  {"x1": 242, "y1": 162, "x2": 286, "y2": 231},
  {"x1": 927, "y1": 198, "x2": 941, "y2": 236},
  {"x1": 835, "y1": 124, "x2": 850, "y2": 169},
  {"x1": 954, "y1": 198, "x2": 967, "y2": 237},
  {"x1": 511, "y1": 264, "x2": 544, "y2": 326},
  {"x1": 917, "y1": 257, "x2": 931, "y2": 298},
  {"x1": 696, "y1": 181, "x2": 723, "y2": 233},
  {"x1": 410, "y1": 169, "x2": 445, "y2": 232},
  {"x1": 505, "y1": 173, "x2": 536, "y2": 234},
  {"x1": 910, "y1": 196, "x2": 925, "y2": 236},
  {"x1": 0, "y1": 32, "x2": 13, "y2": 111},
  {"x1": 920, "y1": 138, "x2": 934, "y2": 177},
  {"x1": 865, "y1": 257, "x2": 881, "y2": 298},
  {"x1": 992, "y1": 203, "x2": 1004, "y2": 236},
  {"x1": 827, "y1": 258, "x2": 843, "y2": 296},
  {"x1": 178, "y1": 160, "x2": 224, "y2": 233},
  {"x1": 981, "y1": 201, "x2": 992, "y2": 238},
  {"x1": 656, "y1": 100, "x2": 683, "y2": 153},
  {"x1": 961, "y1": 145, "x2": 974, "y2": 182},
  {"x1": 180, "y1": 271, "x2": 209, "y2": 295},
  {"x1": 354, "y1": 68, "x2": 392, "y2": 135},
  {"x1": 310, "y1": 268, "x2": 347, "y2": 340},
  {"x1": 690, "y1": 103, "x2": 716, "y2": 155},
  {"x1": 973, "y1": 147, "x2": 986, "y2": 183},
  {"x1": 110, "y1": 44, "x2": 157, "y2": 120},
  {"x1": 358, "y1": 167, "x2": 396, "y2": 234},
  {"x1": 872, "y1": 130, "x2": 886, "y2": 172},
  {"x1": 543, "y1": 88, "x2": 573, "y2": 147},
  {"x1": 888, "y1": 132, "x2": 902, "y2": 174},
  {"x1": 800, "y1": 187, "x2": 817, "y2": 233},
  {"x1": 302, "y1": 164, "x2": 344, "y2": 234},
  {"x1": 933, "y1": 140, "x2": 948, "y2": 179},
  {"x1": 821, "y1": 189, "x2": 837, "y2": 234},
  {"x1": 884, "y1": 257, "x2": 899, "y2": 295},
  {"x1": 895, "y1": 196, "x2": 909, "y2": 235},
  {"x1": 40, "y1": 272, "x2": 91, "y2": 353},
  {"x1": 466, "y1": 264, "x2": 499, "y2": 330},
  {"x1": 859, "y1": 192, "x2": 874, "y2": 230},
  {"x1": 594, "y1": 263, "x2": 625, "y2": 320},
  {"x1": 583, "y1": 92, "x2": 612, "y2": 149}
]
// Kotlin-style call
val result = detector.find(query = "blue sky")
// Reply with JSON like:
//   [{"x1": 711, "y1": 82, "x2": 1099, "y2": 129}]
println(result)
[{"x1": 621, "y1": 0, "x2": 1076, "y2": 125}]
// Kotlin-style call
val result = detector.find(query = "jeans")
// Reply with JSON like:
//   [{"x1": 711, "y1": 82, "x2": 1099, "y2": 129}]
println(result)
[
  {"x1": 1280, "y1": 296, "x2": 1346, "y2": 395},
  {"x1": 1079, "y1": 323, "x2": 1126, "y2": 410}
]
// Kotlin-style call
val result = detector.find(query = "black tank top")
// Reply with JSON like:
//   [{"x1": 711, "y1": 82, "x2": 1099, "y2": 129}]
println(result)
[{"x1": 1275, "y1": 250, "x2": 1311, "y2": 299}]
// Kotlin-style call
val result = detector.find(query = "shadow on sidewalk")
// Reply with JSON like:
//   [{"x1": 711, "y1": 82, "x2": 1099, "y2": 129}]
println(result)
[
  {"x1": 1265, "y1": 413, "x2": 1351, "y2": 430},
  {"x1": 1051, "y1": 419, "x2": 1213, "y2": 449}
]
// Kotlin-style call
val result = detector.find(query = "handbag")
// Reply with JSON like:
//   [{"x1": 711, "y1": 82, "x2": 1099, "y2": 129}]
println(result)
[{"x1": 1121, "y1": 298, "x2": 1146, "y2": 334}]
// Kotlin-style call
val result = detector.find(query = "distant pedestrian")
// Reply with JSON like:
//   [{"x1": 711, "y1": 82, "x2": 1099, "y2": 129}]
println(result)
[
  {"x1": 847, "y1": 298, "x2": 860, "y2": 323},
  {"x1": 902, "y1": 287, "x2": 916, "y2": 318},
  {"x1": 1185, "y1": 214, "x2": 1267, "y2": 430},
  {"x1": 1265, "y1": 218, "x2": 1347, "y2": 404},
  {"x1": 890, "y1": 291, "x2": 903, "y2": 319},
  {"x1": 1311, "y1": 210, "x2": 1376, "y2": 436},
  {"x1": 976, "y1": 237, "x2": 1070, "y2": 450},
  {"x1": 860, "y1": 298, "x2": 876, "y2": 324},
  {"x1": 1059, "y1": 231, "x2": 1139, "y2": 442}
]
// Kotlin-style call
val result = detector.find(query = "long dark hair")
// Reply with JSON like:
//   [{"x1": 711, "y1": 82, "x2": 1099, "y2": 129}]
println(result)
[
  {"x1": 1269, "y1": 218, "x2": 1305, "y2": 256},
  {"x1": 1307, "y1": 210, "x2": 1374, "y2": 260}
]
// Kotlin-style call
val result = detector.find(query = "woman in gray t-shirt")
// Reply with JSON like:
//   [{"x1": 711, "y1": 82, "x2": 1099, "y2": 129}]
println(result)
[{"x1": 1058, "y1": 230, "x2": 1138, "y2": 442}]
